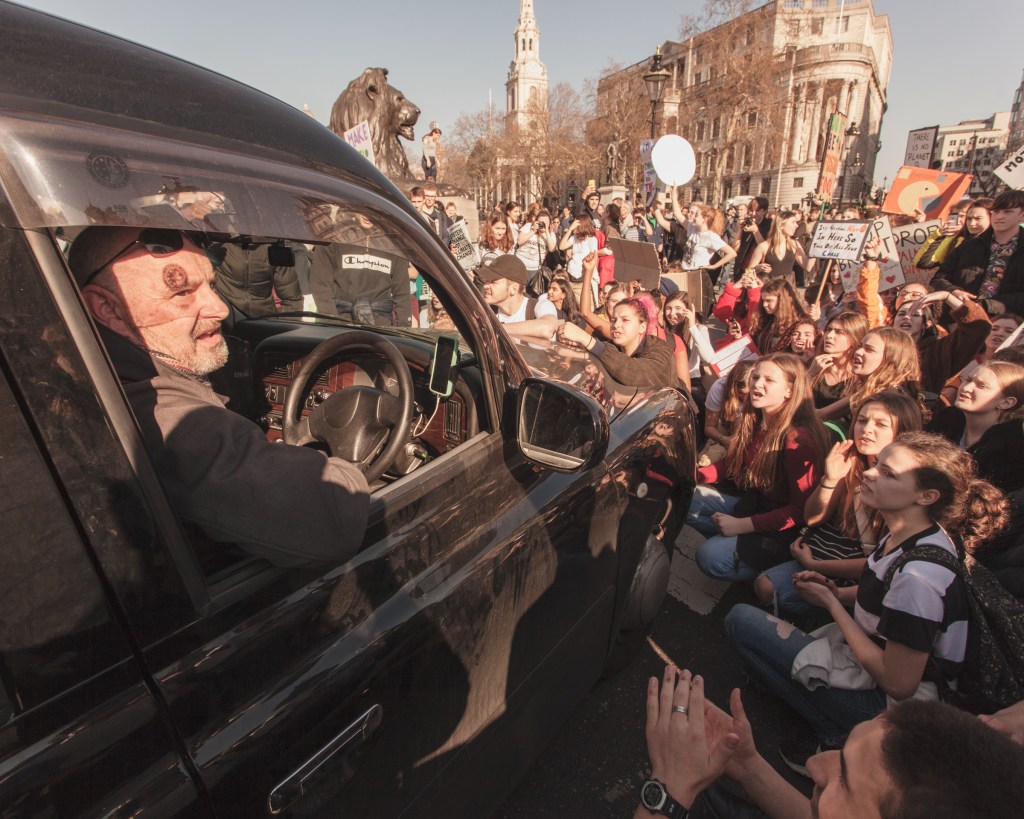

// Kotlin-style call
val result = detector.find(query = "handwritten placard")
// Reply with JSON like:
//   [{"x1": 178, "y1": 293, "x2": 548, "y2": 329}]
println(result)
[
  {"x1": 447, "y1": 220, "x2": 479, "y2": 271},
  {"x1": 710, "y1": 335, "x2": 759, "y2": 377},
  {"x1": 995, "y1": 143, "x2": 1024, "y2": 190},
  {"x1": 834, "y1": 216, "x2": 907, "y2": 293},
  {"x1": 343, "y1": 120, "x2": 376, "y2": 167},
  {"x1": 809, "y1": 220, "x2": 871, "y2": 261},
  {"x1": 903, "y1": 127, "x2": 937, "y2": 169},
  {"x1": 892, "y1": 219, "x2": 943, "y2": 284}
]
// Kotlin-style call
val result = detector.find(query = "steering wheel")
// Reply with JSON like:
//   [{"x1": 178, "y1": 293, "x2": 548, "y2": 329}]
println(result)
[{"x1": 282, "y1": 331, "x2": 415, "y2": 483}]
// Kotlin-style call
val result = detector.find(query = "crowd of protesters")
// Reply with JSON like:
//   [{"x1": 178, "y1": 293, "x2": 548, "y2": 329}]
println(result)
[{"x1": 407, "y1": 182, "x2": 1024, "y2": 816}]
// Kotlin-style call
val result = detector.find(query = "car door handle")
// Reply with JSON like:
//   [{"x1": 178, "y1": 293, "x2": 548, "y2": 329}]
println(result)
[{"x1": 267, "y1": 704, "x2": 383, "y2": 815}]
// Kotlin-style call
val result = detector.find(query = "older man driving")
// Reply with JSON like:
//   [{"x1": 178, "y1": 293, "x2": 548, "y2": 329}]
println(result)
[{"x1": 69, "y1": 226, "x2": 370, "y2": 568}]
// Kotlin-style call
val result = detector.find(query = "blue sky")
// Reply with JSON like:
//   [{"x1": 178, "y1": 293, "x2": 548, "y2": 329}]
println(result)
[{"x1": 14, "y1": 0, "x2": 1022, "y2": 187}]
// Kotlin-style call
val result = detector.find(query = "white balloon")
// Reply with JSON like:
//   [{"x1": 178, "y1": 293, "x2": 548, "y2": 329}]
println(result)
[{"x1": 651, "y1": 135, "x2": 696, "y2": 187}]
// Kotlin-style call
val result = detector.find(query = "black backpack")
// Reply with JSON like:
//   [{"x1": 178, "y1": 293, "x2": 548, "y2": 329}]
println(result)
[{"x1": 884, "y1": 545, "x2": 1024, "y2": 714}]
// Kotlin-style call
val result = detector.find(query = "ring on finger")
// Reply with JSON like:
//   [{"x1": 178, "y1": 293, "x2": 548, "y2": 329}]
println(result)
[{"x1": 672, "y1": 705, "x2": 689, "y2": 715}]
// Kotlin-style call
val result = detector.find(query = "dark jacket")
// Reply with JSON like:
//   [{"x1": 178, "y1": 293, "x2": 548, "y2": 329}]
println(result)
[
  {"x1": 591, "y1": 334, "x2": 677, "y2": 388},
  {"x1": 933, "y1": 226, "x2": 1024, "y2": 315},
  {"x1": 212, "y1": 243, "x2": 303, "y2": 316},
  {"x1": 309, "y1": 242, "x2": 412, "y2": 326},
  {"x1": 103, "y1": 327, "x2": 370, "y2": 567},
  {"x1": 917, "y1": 299, "x2": 991, "y2": 395},
  {"x1": 927, "y1": 405, "x2": 1024, "y2": 494}
]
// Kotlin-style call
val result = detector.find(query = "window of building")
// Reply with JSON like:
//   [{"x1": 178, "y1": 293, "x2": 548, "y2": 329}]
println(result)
[
  {"x1": 723, "y1": 180, "x2": 733, "y2": 200},
  {"x1": 695, "y1": 121, "x2": 706, "y2": 141},
  {"x1": 789, "y1": 20, "x2": 801, "y2": 36},
  {"x1": 740, "y1": 176, "x2": 751, "y2": 196},
  {"x1": 836, "y1": 15, "x2": 849, "y2": 32},
  {"x1": 746, "y1": 25, "x2": 755, "y2": 45},
  {"x1": 785, "y1": 0, "x2": 802, "y2": 7},
  {"x1": 712, "y1": 116, "x2": 721, "y2": 139},
  {"x1": 741, "y1": 143, "x2": 751, "y2": 169},
  {"x1": 694, "y1": 71, "x2": 702, "y2": 85},
  {"x1": 761, "y1": 178, "x2": 771, "y2": 196},
  {"x1": 794, "y1": 176, "x2": 804, "y2": 188},
  {"x1": 747, "y1": 111, "x2": 758, "y2": 128},
  {"x1": 811, "y1": 17, "x2": 824, "y2": 34},
  {"x1": 813, "y1": 0, "x2": 829, "y2": 6}
]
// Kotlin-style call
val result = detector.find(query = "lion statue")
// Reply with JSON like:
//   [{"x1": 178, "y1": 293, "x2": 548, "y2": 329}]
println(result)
[{"x1": 329, "y1": 68, "x2": 420, "y2": 180}]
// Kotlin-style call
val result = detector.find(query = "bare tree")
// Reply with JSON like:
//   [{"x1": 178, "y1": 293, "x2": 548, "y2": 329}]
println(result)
[{"x1": 590, "y1": 61, "x2": 651, "y2": 193}]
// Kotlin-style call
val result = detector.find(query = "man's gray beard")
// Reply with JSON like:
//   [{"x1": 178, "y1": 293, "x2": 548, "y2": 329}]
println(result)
[{"x1": 189, "y1": 336, "x2": 230, "y2": 376}]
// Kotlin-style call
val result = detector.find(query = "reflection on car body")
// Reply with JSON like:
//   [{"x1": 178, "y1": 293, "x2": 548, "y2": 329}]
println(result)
[{"x1": 0, "y1": 3, "x2": 696, "y2": 817}]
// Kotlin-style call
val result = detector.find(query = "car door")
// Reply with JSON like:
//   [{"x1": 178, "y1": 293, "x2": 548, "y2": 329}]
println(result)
[{"x1": 0, "y1": 229, "x2": 208, "y2": 816}]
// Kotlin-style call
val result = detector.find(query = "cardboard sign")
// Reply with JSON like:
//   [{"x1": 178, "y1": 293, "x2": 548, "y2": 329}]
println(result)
[
  {"x1": 903, "y1": 127, "x2": 937, "y2": 169},
  {"x1": 834, "y1": 216, "x2": 907, "y2": 293},
  {"x1": 605, "y1": 237, "x2": 660, "y2": 290},
  {"x1": 995, "y1": 143, "x2": 1024, "y2": 190},
  {"x1": 892, "y1": 219, "x2": 943, "y2": 284},
  {"x1": 882, "y1": 166, "x2": 972, "y2": 221},
  {"x1": 997, "y1": 320, "x2": 1024, "y2": 351},
  {"x1": 447, "y1": 220, "x2": 479, "y2": 271},
  {"x1": 343, "y1": 120, "x2": 376, "y2": 167},
  {"x1": 710, "y1": 334, "x2": 759, "y2": 378},
  {"x1": 816, "y1": 111, "x2": 847, "y2": 202},
  {"x1": 809, "y1": 220, "x2": 871, "y2": 261}
]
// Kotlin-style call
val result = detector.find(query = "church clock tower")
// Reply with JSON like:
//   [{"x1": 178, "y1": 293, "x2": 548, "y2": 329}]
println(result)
[{"x1": 505, "y1": 0, "x2": 548, "y2": 131}]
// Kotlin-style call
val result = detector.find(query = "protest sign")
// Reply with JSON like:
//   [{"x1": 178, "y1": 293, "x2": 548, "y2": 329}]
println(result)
[
  {"x1": 833, "y1": 215, "x2": 906, "y2": 293},
  {"x1": 343, "y1": 120, "x2": 376, "y2": 166},
  {"x1": 882, "y1": 166, "x2": 972, "y2": 221},
  {"x1": 809, "y1": 220, "x2": 871, "y2": 261},
  {"x1": 447, "y1": 221, "x2": 479, "y2": 272},
  {"x1": 995, "y1": 143, "x2": 1024, "y2": 190},
  {"x1": 816, "y1": 112, "x2": 847, "y2": 202},
  {"x1": 903, "y1": 127, "x2": 937, "y2": 169},
  {"x1": 640, "y1": 139, "x2": 657, "y2": 203},
  {"x1": 710, "y1": 335, "x2": 759, "y2": 378},
  {"x1": 892, "y1": 219, "x2": 943, "y2": 284},
  {"x1": 997, "y1": 320, "x2": 1024, "y2": 352}
]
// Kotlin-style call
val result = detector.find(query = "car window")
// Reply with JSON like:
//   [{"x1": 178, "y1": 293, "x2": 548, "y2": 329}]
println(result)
[{"x1": 0, "y1": 366, "x2": 132, "y2": 719}]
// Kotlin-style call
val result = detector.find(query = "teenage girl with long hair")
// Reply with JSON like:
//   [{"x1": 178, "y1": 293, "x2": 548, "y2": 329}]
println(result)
[
  {"x1": 755, "y1": 391, "x2": 923, "y2": 615},
  {"x1": 559, "y1": 213, "x2": 600, "y2": 301},
  {"x1": 689, "y1": 353, "x2": 831, "y2": 583},
  {"x1": 726, "y1": 431, "x2": 1007, "y2": 769},
  {"x1": 477, "y1": 211, "x2": 514, "y2": 265},
  {"x1": 808, "y1": 311, "x2": 868, "y2": 417},
  {"x1": 746, "y1": 209, "x2": 816, "y2": 290},
  {"x1": 939, "y1": 312, "x2": 1022, "y2": 404},
  {"x1": 664, "y1": 291, "x2": 716, "y2": 394},
  {"x1": 747, "y1": 279, "x2": 809, "y2": 355},
  {"x1": 702, "y1": 360, "x2": 755, "y2": 466}
]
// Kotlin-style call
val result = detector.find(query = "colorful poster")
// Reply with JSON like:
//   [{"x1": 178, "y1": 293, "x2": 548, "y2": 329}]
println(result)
[
  {"x1": 995, "y1": 144, "x2": 1024, "y2": 190},
  {"x1": 808, "y1": 219, "x2": 871, "y2": 261},
  {"x1": 343, "y1": 120, "x2": 376, "y2": 167},
  {"x1": 891, "y1": 219, "x2": 943, "y2": 284},
  {"x1": 903, "y1": 127, "x2": 937, "y2": 169},
  {"x1": 834, "y1": 215, "x2": 907, "y2": 293},
  {"x1": 816, "y1": 112, "x2": 847, "y2": 203},
  {"x1": 710, "y1": 335, "x2": 759, "y2": 377},
  {"x1": 881, "y1": 166, "x2": 972, "y2": 221},
  {"x1": 447, "y1": 221, "x2": 479, "y2": 271}
]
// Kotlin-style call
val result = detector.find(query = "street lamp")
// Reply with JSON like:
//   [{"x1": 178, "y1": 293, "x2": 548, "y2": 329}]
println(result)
[{"x1": 643, "y1": 46, "x2": 671, "y2": 140}]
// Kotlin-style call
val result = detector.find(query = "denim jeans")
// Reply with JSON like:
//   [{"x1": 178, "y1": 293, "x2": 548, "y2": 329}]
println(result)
[
  {"x1": 687, "y1": 486, "x2": 761, "y2": 582},
  {"x1": 724, "y1": 603, "x2": 887, "y2": 742},
  {"x1": 759, "y1": 559, "x2": 814, "y2": 615}
]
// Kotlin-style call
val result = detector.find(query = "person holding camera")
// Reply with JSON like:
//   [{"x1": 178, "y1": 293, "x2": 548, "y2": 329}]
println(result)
[
  {"x1": 733, "y1": 196, "x2": 773, "y2": 281},
  {"x1": 515, "y1": 204, "x2": 557, "y2": 294}
]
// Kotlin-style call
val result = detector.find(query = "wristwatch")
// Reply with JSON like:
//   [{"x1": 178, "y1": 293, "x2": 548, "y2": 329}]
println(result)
[{"x1": 640, "y1": 778, "x2": 689, "y2": 817}]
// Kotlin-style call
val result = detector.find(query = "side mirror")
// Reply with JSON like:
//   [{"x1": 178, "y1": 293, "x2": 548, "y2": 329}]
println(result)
[{"x1": 517, "y1": 378, "x2": 608, "y2": 472}]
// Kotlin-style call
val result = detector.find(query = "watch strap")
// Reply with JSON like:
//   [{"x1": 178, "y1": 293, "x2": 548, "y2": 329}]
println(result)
[{"x1": 640, "y1": 778, "x2": 689, "y2": 818}]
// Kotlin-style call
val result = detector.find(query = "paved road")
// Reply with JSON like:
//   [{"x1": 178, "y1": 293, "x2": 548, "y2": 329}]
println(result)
[{"x1": 495, "y1": 526, "x2": 813, "y2": 818}]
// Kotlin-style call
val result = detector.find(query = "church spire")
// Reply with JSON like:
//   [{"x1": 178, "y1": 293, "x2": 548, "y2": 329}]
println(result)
[{"x1": 506, "y1": 0, "x2": 547, "y2": 129}]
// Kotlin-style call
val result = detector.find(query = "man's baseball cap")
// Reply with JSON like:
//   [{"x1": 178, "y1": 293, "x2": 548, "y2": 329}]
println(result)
[{"x1": 476, "y1": 254, "x2": 528, "y2": 286}]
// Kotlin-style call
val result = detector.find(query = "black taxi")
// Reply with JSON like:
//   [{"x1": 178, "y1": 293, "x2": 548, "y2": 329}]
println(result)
[{"x1": 0, "y1": 3, "x2": 695, "y2": 816}]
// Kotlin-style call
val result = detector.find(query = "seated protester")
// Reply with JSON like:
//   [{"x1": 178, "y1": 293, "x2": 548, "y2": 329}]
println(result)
[
  {"x1": 578, "y1": 252, "x2": 629, "y2": 340},
  {"x1": 757, "y1": 391, "x2": 923, "y2": 616},
  {"x1": 933, "y1": 189, "x2": 1024, "y2": 316},
  {"x1": 786, "y1": 318, "x2": 820, "y2": 365},
  {"x1": 558, "y1": 296, "x2": 677, "y2": 388},
  {"x1": 664, "y1": 291, "x2": 717, "y2": 397},
  {"x1": 808, "y1": 311, "x2": 867, "y2": 418},
  {"x1": 212, "y1": 241, "x2": 303, "y2": 317},
  {"x1": 746, "y1": 209, "x2": 816, "y2": 291},
  {"x1": 746, "y1": 279, "x2": 810, "y2": 355},
  {"x1": 543, "y1": 275, "x2": 585, "y2": 328},
  {"x1": 689, "y1": 354, "x2": 830, "y2": 583},
  {"x1": 633, "y1": 666, "x2": 1024, "y2": 819},
  {"x1": 928, "y1": 360, "x2": 1024, "y2": 494},
  {"x1": 819, "y1": 327, "x2": 924, "y2": 425},
  {"x1": 725, "y1": 431, "x2": 1006, "y2": 774},
  {"x1": 309, "y1": 222, "x2": 412, "y2": 327},
  {"x1": 892, "y1": 289, "x2": 991, "y2": 395},
  {"x1": 915, "y1": 198, "x2": 992, "y2": 270},
  {"x1": 713, "y1": 269, "x2": 762, "y2": 337},
  {"x1": 478, "y1": 255, "x2": 557, "y2": 341},
  {"x1": 940, "y1": 312, "x2": 1022, "y2": 404},
  {"x1": 477, "y1": 211, "x2": 514, "y2": 266},
  {"x1": 701, "y1": 360, "x2": 754, "y2": 467},
  {"x1": 69, "y1": 227, "x2": 369, "y2": 568}
]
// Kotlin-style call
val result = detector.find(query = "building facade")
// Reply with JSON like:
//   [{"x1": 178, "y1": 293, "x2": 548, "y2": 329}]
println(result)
[
  {"x1": 1008, "y1": 69, "x2": 1024, "y2": 155},
  {"x1": 595, "y1": 0, "x2": 892, "y2": 209},
  {"x1": 506, "y1": 0, "x2": 548, "y2": 131},
  {"x1": 932, "y1": 113, "x2": 1011, "y2": 198}
]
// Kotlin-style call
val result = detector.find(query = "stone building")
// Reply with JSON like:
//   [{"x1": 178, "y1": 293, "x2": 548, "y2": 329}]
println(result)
[
  {"x1": 506, "y1": 0, "x2": 547, "y2": 131},
  {"x1": 931, "y1": 112, "x2": 1011, "y2": 198},
  {"x1": 595, "y1": 0, "x2": 892, "y2": 209}
]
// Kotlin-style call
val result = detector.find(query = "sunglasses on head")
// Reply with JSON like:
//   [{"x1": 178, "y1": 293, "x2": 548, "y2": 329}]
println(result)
[{"x1": 84, "y1": 228, "x2": 204, "y2": 284}]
